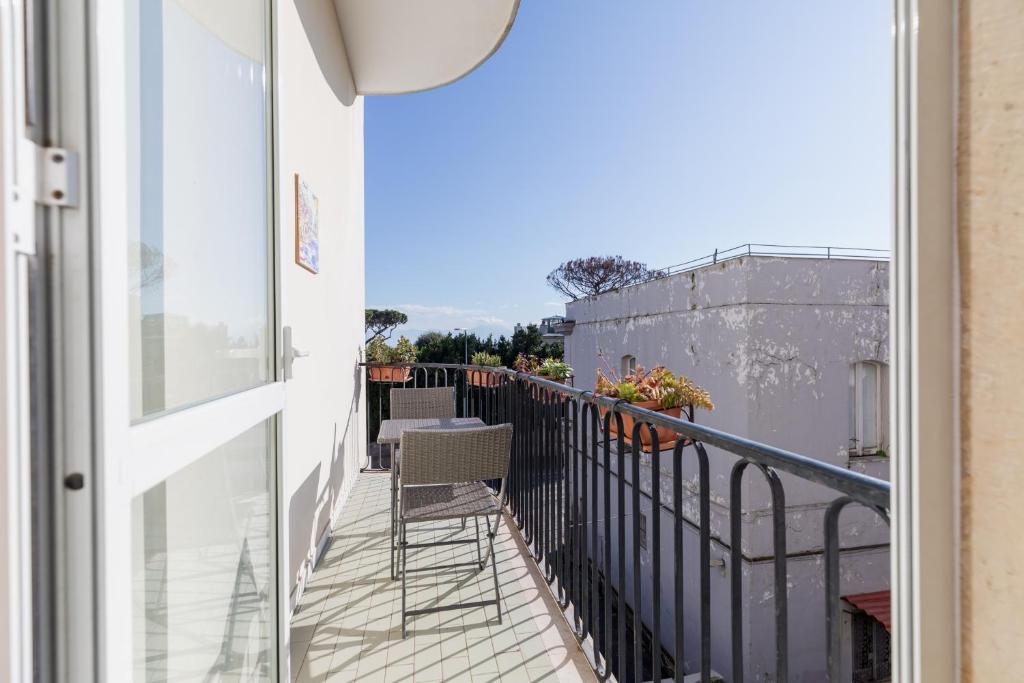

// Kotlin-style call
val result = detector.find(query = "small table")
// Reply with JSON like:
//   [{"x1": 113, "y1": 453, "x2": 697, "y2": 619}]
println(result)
[
  {"x1": 376, "y1": 416, "x2": 486, "y2": 447},
  {"x1": 378, "y1": 417, "x2": 485, "y2": 578}
]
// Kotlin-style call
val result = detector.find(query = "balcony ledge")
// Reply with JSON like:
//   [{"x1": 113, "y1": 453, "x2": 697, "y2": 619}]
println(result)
[{"x1": 333, "y1": 0, "x2": 520, "y2": 95}]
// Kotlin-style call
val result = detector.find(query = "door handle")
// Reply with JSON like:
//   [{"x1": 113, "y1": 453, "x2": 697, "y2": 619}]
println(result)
[{"x1": 282, "y1": 326, "x2": 309, "y2": 380}]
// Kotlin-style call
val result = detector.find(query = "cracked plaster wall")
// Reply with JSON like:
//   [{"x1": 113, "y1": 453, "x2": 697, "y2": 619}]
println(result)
[{"x1": 563, "y1": 256, "x2": 891, "y2": 680}]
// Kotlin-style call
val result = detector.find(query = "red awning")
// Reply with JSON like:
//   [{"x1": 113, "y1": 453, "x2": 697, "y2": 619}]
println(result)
[{"x1": 844, "y1": 590, "x2": 891, "y2": 632}]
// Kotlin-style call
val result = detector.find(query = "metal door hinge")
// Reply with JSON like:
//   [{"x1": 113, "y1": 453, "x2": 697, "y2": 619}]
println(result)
[{"x1": 37, "y1": 146, "x2": 79, "y2": 207}]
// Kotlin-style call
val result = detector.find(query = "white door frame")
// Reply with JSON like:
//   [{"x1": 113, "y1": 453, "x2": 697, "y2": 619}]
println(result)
[
  {"x1": 891, "y1": 0, "x2": 959, "y2": 681},
  {"x1": 0, "y1": 1, "x2": 36, "y2": 678}
]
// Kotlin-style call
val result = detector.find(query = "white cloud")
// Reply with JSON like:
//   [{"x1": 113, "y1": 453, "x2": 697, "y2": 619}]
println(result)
[{"x1": 369, "y1": 303, "x2": 512, "y2": 334}]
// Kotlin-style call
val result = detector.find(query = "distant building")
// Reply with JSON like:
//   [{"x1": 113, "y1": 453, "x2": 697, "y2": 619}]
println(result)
[
  {"x1": 514, "y1": 315, "x2": 569, "y2": 346},
  {"x1": 563, "y1": 254, "x2": 891, "y2": 681}
]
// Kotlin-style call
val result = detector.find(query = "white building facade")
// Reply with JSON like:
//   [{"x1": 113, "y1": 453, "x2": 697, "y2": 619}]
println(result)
[{"x1": 563, "y1": 255, "x2": 892, "y2": 681}]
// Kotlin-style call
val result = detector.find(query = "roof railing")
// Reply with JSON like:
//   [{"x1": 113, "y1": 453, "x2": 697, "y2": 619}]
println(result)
[{"x1": 658, "y1": 243, "x2": 890, "y2": 278}]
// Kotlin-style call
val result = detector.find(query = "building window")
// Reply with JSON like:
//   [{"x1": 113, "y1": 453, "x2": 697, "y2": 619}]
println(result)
[
  {"x1": 849, "y1": 361, "x2": 888, "y2": 455},
  {"x1": 621, "y1": 354, "x2": 637, "y2": 376},
  {"x1": 852, "y1": 612, "x2": 891, "y2": 682}
]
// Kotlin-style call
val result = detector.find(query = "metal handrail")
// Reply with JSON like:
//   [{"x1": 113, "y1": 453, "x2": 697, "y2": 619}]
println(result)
[
  {"x1": 361, "y1": 361, "x2": 890, "y2": 510},
  {"x1": 360, "y1": 361, "x2": 891, "y2": 682},
  {"x1": 659, "y1": 243, "x2": 891, "y2": 278}
]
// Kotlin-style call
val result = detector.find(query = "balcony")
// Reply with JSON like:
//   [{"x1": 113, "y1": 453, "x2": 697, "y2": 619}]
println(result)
[
  {"x1": 294, "y1": 363, "x2": 890, "y2": 682},
  {"x1": 290, "y1": 469, "x2": 595, "y2": 682}
]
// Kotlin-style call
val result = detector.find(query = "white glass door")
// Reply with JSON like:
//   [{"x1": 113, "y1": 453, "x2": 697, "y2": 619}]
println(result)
[{"x1": 92, "y1": 1, "x2": 282, "y2": 680}]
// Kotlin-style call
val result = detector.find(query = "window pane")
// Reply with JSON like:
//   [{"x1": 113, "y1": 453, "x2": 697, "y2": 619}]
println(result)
[
  {"x1": 849, "y1": 367, "x2": 858, "y2": 449},
  {"x1": 859, "y1": 363, "x2": 879, "y2": 449},
  {"x1": 131, "y1": 421, "x2": 275, "y2": 681},
  {"x1": 129, "y1": 0, "x2": 270, "y2": 420}
]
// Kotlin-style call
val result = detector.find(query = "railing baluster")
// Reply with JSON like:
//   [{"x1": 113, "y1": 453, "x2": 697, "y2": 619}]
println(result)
[
  {"x1": 650, "y1": 429, "x2": 662, "y2": 683},
  {"x1": 616, "y1": 408, "x2": 627, "y2": 681},
  {"x1": 569, "y1": 398, "x2": 579, "y2": 623},
  {"x1": 552, "y1": 390, "x2": 560, "y2": 583},
  {"x1": 539, "y1": 388, "x2": 548, "y2": 565},
  {"x1": 730, "y1": 460, "x2": 789, "y2": 683},
  {"x1": 602, "y1": 412, "x2": 614, "y2": 679},
  {"x1": 824, "y1": 496, "x2": 852, "y2": 682},
  {"x1": 695, "y1": 442, "x2": 712, "y2": 682},
  {"x1": 579, "y1": 402, "x2": 590, "y2": 639},
  {"x1": 590, "y1": 406, "x2": 600, "y2": 647},
  {"x1": 729, "y1": 461, "x2": 746, "y2": 683},
  {"x1": 763, "y1": 466, "x2": 789, "y2": 683},
  {"x1": 672, "y1": 440, "x2": 686, "y2": 683},
  {"x1": 565, "y1": 397, "x2": 573, "y2": 606},
  {"x1": 630, "y1": 421, "x2": 644, "y2": 683}
]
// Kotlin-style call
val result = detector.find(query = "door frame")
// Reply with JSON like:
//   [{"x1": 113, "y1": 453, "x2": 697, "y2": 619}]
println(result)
[{"x1": 891, "y1": 0, "x2": 959, "y2": 681}]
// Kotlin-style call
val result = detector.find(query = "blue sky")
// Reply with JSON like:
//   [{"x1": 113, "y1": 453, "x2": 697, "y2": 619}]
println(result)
[{"x1": 365, "y1": 1, "x2": 892, "y2": 340}]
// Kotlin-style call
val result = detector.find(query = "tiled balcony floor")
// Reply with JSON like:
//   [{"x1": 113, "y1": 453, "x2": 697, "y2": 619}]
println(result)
[{"x1": 290, "y1": 473, "x2": 595, "y2": 682}]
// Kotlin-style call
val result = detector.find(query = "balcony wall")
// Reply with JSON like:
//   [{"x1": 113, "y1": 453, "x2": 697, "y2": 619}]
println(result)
[{"x1": 277, "y1": 0, "x2": 366, "y2": 617}]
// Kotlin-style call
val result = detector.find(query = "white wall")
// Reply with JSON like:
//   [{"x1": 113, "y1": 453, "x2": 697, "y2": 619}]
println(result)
[{"x1": 275, "y1": 0, "x2": 365, "y2": 612}]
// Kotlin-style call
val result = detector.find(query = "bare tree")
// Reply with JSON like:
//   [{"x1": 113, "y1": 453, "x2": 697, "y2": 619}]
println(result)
[
  {"x1": 365, "y1": 308, "x2": 408, "y2": 343},
  {"x1": 546, "y1": 256, "x2": 665, "y2": 300}
]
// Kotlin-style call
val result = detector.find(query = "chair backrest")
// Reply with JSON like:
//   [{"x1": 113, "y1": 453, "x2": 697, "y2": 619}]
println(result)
[
  {"x1": 390, "y1": 387, "x2": 456, "y2": 420},
  {"x1": 400, "y1": 424, "x2": 513, "y2": 486}
]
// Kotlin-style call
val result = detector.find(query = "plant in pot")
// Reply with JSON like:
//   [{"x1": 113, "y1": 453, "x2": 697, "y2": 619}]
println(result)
[
  {"x1": 467, "y1": 351, "x2": 504, "y2": 387},
  {"x1": 366, "y1": 335, "x2": 417, "y2": 383},
  {"x1": 513, "y1": 353, "x2": 541, "y2": 374},
  {"x1": 536, "y1": 358, "x2": 574, "y2": 385},
  {"x1": 595, "y1": 362, "x2": 713, "y2": 452}
]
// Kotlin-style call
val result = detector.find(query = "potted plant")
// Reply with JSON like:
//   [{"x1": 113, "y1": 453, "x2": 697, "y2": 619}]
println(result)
[
  {"x1": 467, "y1": 351, "x2": 504, "y2": 387},
  {"x1": 595, "y1": 363, "x2": 713, "y2": 452},
  {"x1": 366, "y1": 336, "x2": 417, "y2": 383},
  {"x1": 536, "y1": 358, "x2": 574, "y2": 385},
  {"x1": 513, "y1": 353, "x2": 541, "y2": 374}
]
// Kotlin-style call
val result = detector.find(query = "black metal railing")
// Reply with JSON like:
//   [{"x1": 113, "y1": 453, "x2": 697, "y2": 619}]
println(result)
[{"x1": 361, "y1": 362, "x2": 891, "y2": 683}]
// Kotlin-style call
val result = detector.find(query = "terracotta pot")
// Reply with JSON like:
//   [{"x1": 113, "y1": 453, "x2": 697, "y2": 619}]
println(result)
[
  {"x1": 368, "y1": 366, "x2": 411, "y2": 383},
  {"x1": 600, "y1": 400, "x2": 688, "y2": 452},
  {"x1": 536, "y1": 374, "x2": 567, "y2": 385},
  {"x1": 466, "y1": 369, "x2": 502, "y2": 387}
]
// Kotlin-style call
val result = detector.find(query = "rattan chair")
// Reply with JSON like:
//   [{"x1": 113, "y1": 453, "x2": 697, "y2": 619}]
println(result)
[
  {"x1": 389, "y1": 387, "x2": 456, "y2": 419},
  {"x1": 397, "y1": 424, "x2": 513, "y2": 638},
  {"x1": 388, "y1": 387, "x2": 459, "y2": 578}
]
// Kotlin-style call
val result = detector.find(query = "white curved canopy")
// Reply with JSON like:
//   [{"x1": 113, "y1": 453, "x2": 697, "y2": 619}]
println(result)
[{"x1": 333, "y1": 0, "x2": 520, "y2": 95}]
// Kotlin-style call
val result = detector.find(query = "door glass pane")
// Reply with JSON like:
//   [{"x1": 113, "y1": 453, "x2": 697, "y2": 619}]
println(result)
[
  {"x1": 129, "y1": 0, "x2": 270, "y2": 421},
  {"x1": 859, "y1": 363, "x2": 879, "y2": 450},
  {"x1": 132, "y1": 420, "x2": 275, "y2": 681}
]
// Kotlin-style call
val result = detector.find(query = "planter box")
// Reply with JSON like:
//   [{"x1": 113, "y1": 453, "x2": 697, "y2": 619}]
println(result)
[
  {"x1": 367, "y1": 366, "x2": 411, "y2": 383},
  {"x1": 466, "y1": 369, "x2": 502, "y2": 387},
  {"x1": 600, "y1": 400, "x2": 691, "y2": 453}
]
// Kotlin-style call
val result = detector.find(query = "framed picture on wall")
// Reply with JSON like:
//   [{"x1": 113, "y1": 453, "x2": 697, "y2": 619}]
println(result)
[{"x1": 294, "y1": 174, "x2": 320, "y2": 273}]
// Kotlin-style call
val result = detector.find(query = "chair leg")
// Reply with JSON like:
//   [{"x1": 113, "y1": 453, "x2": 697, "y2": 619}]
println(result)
[
  {"x1": 391, "y1": 453, "x2": 401, "y2": 580},
  {"x1": 401, "y1": 521, "x2": 408, "y2": 638},
  {"x1": 474, "y1": 516, "x2": 483, "y2": 570},
  {"x1": 390, "y1": 486, "x2": 396, "y2": 580},
  {"x1": 489, "y1": 514, "x2": 502, "y2": 624}
]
